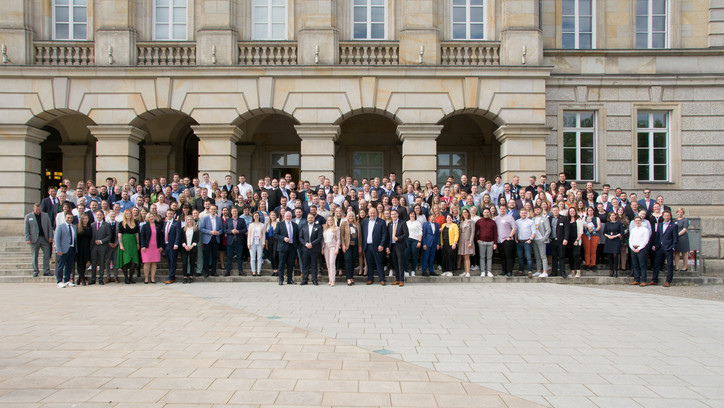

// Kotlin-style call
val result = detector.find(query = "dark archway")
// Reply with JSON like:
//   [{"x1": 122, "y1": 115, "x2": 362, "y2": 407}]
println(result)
[
  {"x1": 336, "y1": 113, "x2": 401, "y2": 183},
  {"x1": 40, "y1": 127, "x2": 63, "y2": 193},
  {"x1": 437, "y1": 113, "x2": 500, "y2": 185},
  {"x1": 182, "y1": 131, "x2": 199, "y2": 179}
]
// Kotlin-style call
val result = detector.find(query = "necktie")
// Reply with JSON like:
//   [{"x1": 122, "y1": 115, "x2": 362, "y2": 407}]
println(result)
[
  {"x1": 287, "y1": 222, "x2": 293, "y2": 243},
  {"x1": 68, "y1": 224, "x2": 73, "y2": 247},
  {"x1": 97, "y1": 222, "x2": 100, "y2": 231},
  {"x1": 393, "y1": 221, "x2": 397, "y2": 240},
  {"x1": 165, "y1": 221, "x2": 171, "y2": 243}
]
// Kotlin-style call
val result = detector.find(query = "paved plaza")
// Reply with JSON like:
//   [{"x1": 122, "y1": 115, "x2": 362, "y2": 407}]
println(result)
[{"x1": 1, "y1": 282, "x2": 723, "y2": 408}]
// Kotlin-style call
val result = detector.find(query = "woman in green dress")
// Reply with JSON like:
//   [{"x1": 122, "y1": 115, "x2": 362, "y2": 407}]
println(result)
[{"x1": 117, "y1": 209, "x2": 140, "y2": 284}]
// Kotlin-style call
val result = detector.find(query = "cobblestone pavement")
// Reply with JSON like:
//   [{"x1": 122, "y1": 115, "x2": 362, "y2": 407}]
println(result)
[
  {"x1": 174, "y1": 282, "x2": 724, "y2": 408},
  {"x1": 0, "y1": 283, "x2": 541, "y2": 408},
  {"x1": 583, "y1": 284, "x2": 724, "y2": 302}
]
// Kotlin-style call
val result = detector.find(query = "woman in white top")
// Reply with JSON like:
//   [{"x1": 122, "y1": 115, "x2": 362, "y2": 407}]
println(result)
[
  {"x1": 628, "y1": 216, "x2": 651, "y2": 285},
  {"x1": 404, "y1": 211, "x2": 423, "y2": 277},
  {"x1": 322, "y1": 216, "x2": 340, "y2": 286},
  {"x1": 246, "y1": 212, "x2": 266, "y2": 276},
  {"x1": 180, "y1": 215, "x2": 199, "y2": 284}
]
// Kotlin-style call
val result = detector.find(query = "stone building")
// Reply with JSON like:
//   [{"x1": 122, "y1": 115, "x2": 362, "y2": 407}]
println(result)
[{"x1": 0, "y1": 0, "x2": 723, "y2": 266}]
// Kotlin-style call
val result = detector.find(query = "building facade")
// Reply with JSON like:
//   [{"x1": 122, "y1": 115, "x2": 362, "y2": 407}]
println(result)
[{"x1": 0, "y1": 1, "x2": 723, "y2": 248}]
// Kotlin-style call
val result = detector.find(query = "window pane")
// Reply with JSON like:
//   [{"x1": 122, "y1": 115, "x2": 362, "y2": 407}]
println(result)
[
  {"x1": 173, "y1": 6, "x2": 187, "y2": 23},
  {"x1": 155, "y1": 24, "x2": 169, "y2": 40},
  {"x1": 272, "y1": 6, "x2": 285, "y2": 22},
  {"x1": 562, "y1": 0, "x2": 574, "y2": 15},
  {"x1": 372, "y1": 0, "x2": 384, "y2": 5},
  {"x1": 581, "y1": 148, "x2": 594, "y2": 164},
  {"x1": 438, "y1": 154, "x2": 450, "y2": 166},
  {"x1": 156, "y1": 6, "x2": 169, "y2": 22},
  {"x1": 370, "y1": 23, "x2": 384, "y2": 39},
  {"x1": 562, "y1": 16, "x2": 575, "y2": 31},
  {"x1": 75, "y1": 0, "x2": 87, "y2": 4},
  {"x1": 353, "y1": 6, "x2": 366, "y2": 22},
  {"x1": 580, "y1": 112, "x2": 594, "y2": 127},
  {"x1": 470, "y1": 24, "x2": 484, "y2": 39},
  {"x1": 56, "y1": 0, "x2": 69, "y2": 4},
  {"x1": 580, "y1": 132, "x2": 594, "y2": 148},
  {"x1": 452, "y1": 154, "x2": 465, "y2": 166},
  {"x1": 73, "y1": 23, "x2": 86, "y2": 39},
  {"x1": 563, "y1": 132, "x2": 576, "y2": 147},
  {"x1": 437, "y1": 170, "x2": 451, "y2": 187},
  {"x1": 654, "y1": 165, "x2": 667, "y2": 181},
  {"x1": 256, "y1": 5, "x2": 268, "y2": 21},
  {"x1": 287, "y1": 154, "x2": 300, "y2": 166},
  {"x1": 354, "y1": 0, "x2": 366, "y2": 5},
  {"x1": 452, "y1": 7, "x2": 466, "y2": 23},
  {"x1": 453, "y1": 24, "x2": 466, "y2": 39},
  {"x1": 652, "y1": 33, "x2": 665, "y2": 48},
  {"x1": 272, "y1": 0, "x2": 285, "y2": 5},
  {"x1": 253, "y1": 24, "x2": 267, "y2": 40},
  {"x1": 173, "y1": 0, "x2": 186, "y2": 6},
  {"x1": 453, "y1": 0, "x2": 466, "y2": 5},
  {"x1": 562, "y1": 33, "x2": 575, "y2": 49},
  {"x1": 371, "y1": 6, "x2": 384, "y2": 22},
  {"x1": 470, "y1": 0, "x2": 484, "y2": 5},
  {"x1": 369, "y1": 153, "x2": 383, "y2": 166},
  {"x1": 653, "y1": 149, "x2": 667, "y2": 164},
  {"x1": 272, "y1": 23, "x2": 285, "y2": 39},
  {"x1": 172, "y1": 24, "x2": 186, "y2": 39},
  {"x1": 637, "y1": 113, "x2": 649, "y2": 128},
  {"x1": 638, "y1": 165, "x2": 649, "y2": 181},
  {"x1": 580, "y1": 0, "x2": 592, "y2": 15},
  {"x1": 637, "y1": 132, "x2": 649, "y2": 147},
  {"x1": 580, "y1": 17, "x2": 592, "y2": 33},
  {"x1": 636, "y1": 0, "x2": 647, "y2": 15},
  {"x1": 353, "y1": 23, "x2": 366, "y2": 39},
  {"x1": 563, "y1": 113, "x2": 577, "y2": 127},
  {"x1": 56, "y1": 5, "x2": 70, "y2": 22},
  {"x1": 653, "y1": 132, "x2": 666, "y2": 148},
  {"x1": 636, "y1": 33, "x2": 648, "y2": 48},
  {"x1": 653, "y1": 113, "x2": 666, "y2": 128},
  {"x1": 272, "y1": 154, "x2": 284, "y2": 166},
  {"x1": 579, "y1": 34, "x2": 592, "y2": 49},
  {"x1": 652, "y1": 0, "x2": 666, "y2": 14},
  {"x1": 55, "y1": 23, "x2": 69, "y2": 39},
  {"x1": 638, "y1": 149, "x2": 649, "y2": 164},
  {"x1": 470, "y1": 6, "x2": 484, "y2": 22},
  {"x1": 73, "y1": 6, "x2": 87, "y2": 23},
  {"x1": 451, "y1": 168, "x2": 464, "y2": 182},
  {"x1": 564, "y1": 165, "x2": 576, "y2": 180},
  {"x1": 652, "y1": 16, "x2": 665, "y2": 32},
  {"x1": 157, "y1": 0, "x2": 169, "y2": 5},
  {"x1": 581, "y1": 165, "x2": 594, "y2": 180},
  {"x1": 354, "y1": 153, "x2": 367, "y2": 166},
  {"x1": 636, "y1": 16, "x2": 648, "y2": 31},
  {"x1": 563, "y1": 148, "x2": 576, "y2": 164}
]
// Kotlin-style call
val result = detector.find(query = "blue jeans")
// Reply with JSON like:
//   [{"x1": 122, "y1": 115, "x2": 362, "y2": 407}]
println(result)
[
  {"x1": 404, "y1": 238, "x2": 420, "y2": 274},
  {"x1": 226, "y1": 241, "x2": 244, "y2": 274},
  {"x1": 422, "y1": 244, "x2": 436, "y2": 274},
  {"x1": 516, "y1": 241, "x2": 533, "y2": 272}
]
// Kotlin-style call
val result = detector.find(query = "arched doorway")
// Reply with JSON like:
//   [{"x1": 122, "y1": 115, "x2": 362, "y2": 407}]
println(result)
[
  {"x1": 40, "y1": 128, "x2": 63, "y2": 193},
  {"x1": 336, "y1": 113, "x2": 401, "y2": 183},
  {"x1": 236, "y1": 112, "x2": 301, "y2": 183},
  {"x1": 437, "y1": 113, "x2": 500, "y2": 185}
]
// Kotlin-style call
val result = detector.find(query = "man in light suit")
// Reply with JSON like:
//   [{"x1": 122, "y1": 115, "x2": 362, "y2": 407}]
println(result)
[
  {"x1": 24, "y1": 203, "x2": 53, "y2": 277},
  {"x1": 53, "y1": 213, "x2": 77, "y2": 287},
  {"x1": 387, "y1": 209, "x2": 409, "y2": 286},
  {"x1": 162, "y1": 209, "x2": 182, "y2": 284},
  {"x1": 274, "y1": 210, "x2": 299, "y2": 285},
  {"x1": 90, "y1": 210, "x2": 111, "y2": 285},
  {"x1": 649, "y1": 210, "x2": 678, "y2": 287},
  {"x1": 360, "y1": 207, "x2": 389, "y2": 285},
  {"x1": 298, "y1": 213, "x2": 322, "y2": 285},
  {"x1": 199, "y1": 204, "x2": 223, "y2": 278}
]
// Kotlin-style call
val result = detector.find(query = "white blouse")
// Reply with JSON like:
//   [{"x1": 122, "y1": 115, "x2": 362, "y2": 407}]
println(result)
[
  {"x1": 185, "y1": 228, "x2": 196, "y2": 247},
  {"x1": 406, "y1": 220, "x2": 423, "y2": 241}
]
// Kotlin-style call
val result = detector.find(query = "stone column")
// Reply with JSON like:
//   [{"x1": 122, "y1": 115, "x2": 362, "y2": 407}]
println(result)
[
  {"x1": 297, "y1": 0, "x2": 338, "y2": 65},
  {"x1": 196, "y1": 0, "x2": 237, "y2": 65},
  {"x1": 397, "y1": 125, "x2": 443, "y2": 184},
  {"x1": 236, "y1": 144, "x2": 256, "y2": 181},
  {"x1": 88, "y1": 125, "x2": 147, "y2": 183},
  {"x1": 500, "y1": 0, "x2": 543, "y2": 66},
  {"x1": 94, "y1": 0, "x2": 136, "y2": 65},
  {"x1": 0, "y1": 126, "x2": 48, "y2": 234},
  {"x1": 191, "y1": 125, "x2": 243, "y2": 183},
  {"x1": 493, "y1": 125, "x2": 548, "y2": 182},
  {"x1": 398, "y1": 0, "x2": 439, "y2": 65},
  {"x1": 143, "y1": 144, "x2": 173, "y2": 180},
  {"x1": 295, "y1": 124, "x2": 340, "y2": 182},
  {"x1": 58, "y1": 144, "x2": 89, "y2": 185}
]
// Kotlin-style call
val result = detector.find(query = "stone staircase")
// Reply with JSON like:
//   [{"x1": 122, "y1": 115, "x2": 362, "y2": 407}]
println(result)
[{"x1": 1, "y1": 236, "x2": 722, "y2": 285}]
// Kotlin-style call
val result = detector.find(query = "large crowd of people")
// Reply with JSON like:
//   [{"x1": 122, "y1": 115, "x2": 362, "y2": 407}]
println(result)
[{"x1": 24, "y1": 171, "x2": 691, "y2": 289}]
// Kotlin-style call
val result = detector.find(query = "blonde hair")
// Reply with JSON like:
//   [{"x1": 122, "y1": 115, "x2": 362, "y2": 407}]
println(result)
[
  {"x1": 324, "y1": 215, "x2": 337, "y2": 232},
  {"x1": 121, "y1": 209, "x2": 136, "y2": 229}
]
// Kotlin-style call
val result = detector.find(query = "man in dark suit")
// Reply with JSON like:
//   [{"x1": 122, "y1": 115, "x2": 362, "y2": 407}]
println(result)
[
  {"x1": 24, "y1": 203, "x2": 53, "y2": 277},
  {"x1": 90, "y1": 210, "x2": 112, "y2": 285},
  {"x1": 41, "y1": 186, "x2": 61, "y2": 229},
  {"x1": 360, "y1": 207, "x2": 389, "y2": 285},
  {"x1": 298, "y1": 213, "x2": 322, "y2": 285},
  {"x1": 638, "y1": 189, "x2": 655, "y2": 216},
  {"x1": 224, "y1": 207, "x2": 247, "y2": 276},
  {"x1": 199, "y1": 205, "x2": 223, "y2": 278},
  {"x1": 390, "y1": 196, "x2": 408, "y2": 221},
  {"x1": 649, "y1": 210, "x2": 678, "y2": 287},
  {"x1": 387, "y1": 209, "x2": 409, "y2": 286},
  {"x1": 162, "y1": 209, "x2": 182, "y2": 283},
  {"x1": 549, "y1": 206, "x2": 569, "y2": 278},
  {"x1": 274, "y1": 210, "x2": 299, "y2": 285}
]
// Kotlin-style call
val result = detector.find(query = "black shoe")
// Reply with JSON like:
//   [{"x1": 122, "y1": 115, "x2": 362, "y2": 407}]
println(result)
[
  {"x1": 422, "y1": 273, "x2": 429, "y2": 277},
  {"x1": 204, "y1": 273, "x2": 209, "y2": 278},
  {"x1": 561, "y1": 273, "x2": 568, "y2": 279},
  {"x1": 88, "y1": 280, "x2": 96, "y2": 285},
  {"x1": 182, "y1": 277, "x2": 188, "y2": 284},
  {"x1": 300, "y1": 281, "x2": 308, "y2": 285},
  {"x1": 278, "y1": 282, "x2": 283, "y2": 285},
  {"x1": 429, "y1": 272, "x2": 439, "y2": 276},
  {"x1": 239, "y1": 271, "x2": 246, "y2": 276},
  {"x1": 224, "y1": 272, "x2": 230, "y2": 277},
  {"x1": 124, "y1": 278, "x2": 130, "y2": 284},
  {"x1": 506, "y1": 273, "x2": 512, "y2": 278},
  {"x1": 288, "y1": 281, "x2": 297, "y2": 285},
  {"x1": 98, "y1": 280, "x2": 104, "y2": 285},
  {"x1": 312, "y1": 281, "x2": 318, "y2": 286},
  {"x1": 211, "y1": 273, "x2": 218, "y2": 277}
]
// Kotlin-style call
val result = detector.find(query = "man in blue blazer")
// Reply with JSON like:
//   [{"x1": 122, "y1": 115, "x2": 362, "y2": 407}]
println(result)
[
  {"x1": 649, "y1": 210, "x2": 678, "y2": 287},
  {"x1": 298, "y1": 213, "x2": 322, "y2": 285},
  {"x1": 421, "y1": 218, "x2": 440, "y2": 276},
  {"x1": 274, "y1": 210, "x2": 299, "y2": 285},
  {"x1": 360, "y1": 207, "x2": 388, "y2": 285},
  {"x1": 53, "y1": 213, "x2": 77, "y2": 287},
  {"x1": 199, "y1": 205, "x2": 223, "y2": 278},
  {"x1": 161, "y1": 209, "x2": 182, "y2": 284}
]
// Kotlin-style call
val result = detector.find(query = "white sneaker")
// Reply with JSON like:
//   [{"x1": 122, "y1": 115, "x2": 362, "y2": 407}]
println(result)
[
  {"x1": 480, "y1": 272, "x2": 485, "y2": 277},
  {"x1": 486, "y1": 271, "x2": 494, "y2": 277},
  {"x1": 264, "y1": 259, "x2": 271, "y2": 264},
  {"x1": 57, "y1": 282, "x2": 66, "y2": 288},
  {"x1": 404, "y1": 272, "x2": 410, "y2": 277},
  {"x1": 539, "y1": 272, "x2": 548, "y2": 278},
  {"x1": 471, "y1": 265, "x2": 479, "y2": 271},
  {"x1": 532, "y1": 272, "x2": 541, "y2": 277},
  {"x1": 465, "y1": 273, "x2": 471, "y2": 277},
  {"x1": 389, "y1": 269, "x2": 394, "y2": 277},
  {"x1": 65, "y1": 282, "x2": 76, "y2": 287},
  {"x1": 411, "y1": 272, "x2": 415, "y2": 277},
  {"x1": 384, "y1": 266, "x2": 389, "y2": 271},
  {"x1": 354, "y1": 266, "x2": 360, "y2": 270},
  {"x1": 87, "y1": 265, "x2": 92, "y2": 270},
  {"x1": 437, "y1": 265, "x2": 442, "y2": 270}
]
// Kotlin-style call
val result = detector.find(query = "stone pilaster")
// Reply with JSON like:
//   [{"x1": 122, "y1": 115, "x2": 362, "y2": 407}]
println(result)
[
  {"x1": 143, "y1": 144, "x2": 173, "y2": 180},
  {"x1": 94, "y1": 0, "x2": 136, "y2": 65},
  {"x1": 0, "y1": 0, "x2": 32, "y2": 65},
  {"x1": 88, "y1": 125, "x2": 147, "y2": 183},
  {"x1": 297, "y1": 0, "x2": 338, "y2": 65},
  {"x1": 295, "y1": 124, "x2": 340, "y2": 183},
  {"x1": 191, "y1": 125, "x2": 243, "y2": 183},
  {"x1": 58, "y1": 144, "x2": 89, "y2": 186},
  {"x1": 397, "y1": 125, "x2": 443, "y2": 184},
  {"x1": 196, "y1": 0, "x2": 237, "y2": 65},
  {"x1": 236, "y1": 144, "x2": 256, "y2": 181},
  {"x1": 493, "y1": 125, "x2": 548, "y2": 182},
  {"x1": 500, "y1": 0, "x2": 543, "y2": 66},
  {"x1": 0, "y1": 126, "x2": 49, "y2": 233},
  {"x1": 398, "y1": 0, "x2": 439, "y2": 65}
]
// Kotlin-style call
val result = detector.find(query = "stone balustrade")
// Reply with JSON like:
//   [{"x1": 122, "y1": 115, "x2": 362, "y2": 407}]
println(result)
[
  {"x1": 440, "y1": 42, "x2": 500, "y2": 66},
  {"x1": 137, "y1": 42, "x2": 196, "y2": 66},
  {"x1": 33, "y1": 41, "x2": 95, "y2": 66},
  {"x1": 238, "y1": 42, "x2": 298, "y2": 65},
  {"x1": 339, "y1": 42, "x2": 399, "y2": 65}
]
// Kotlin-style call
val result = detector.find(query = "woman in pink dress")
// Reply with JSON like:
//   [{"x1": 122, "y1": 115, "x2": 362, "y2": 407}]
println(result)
[{"x1": 140, "y1": 213, "x2": 162, "y2": 284}]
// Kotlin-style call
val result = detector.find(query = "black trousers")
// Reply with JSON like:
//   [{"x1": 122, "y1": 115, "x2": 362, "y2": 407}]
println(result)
[
  {"x1": 203, "y1": 239, "x2": 219, "y2": 275},
  {"x1": 344, "y1": 244, "x2": 358, "y2": 280},
  {"x1": 301, "y1": 248, "x2": 319, "y2": 283},
  {"x1": 390, "y1": 243, "x2": 406, "y2": 282},
  {"x1": 550, "y1": 240, "x2": 566, "y2": 277},
  {"x1": 278, "y1": 249, "x2": 296, "y2": 283},
  {"x1": 181, "y1": 247, "x2": 197, "y2": 277},
  {"x1": 499, "y1": 239, "x2": 515, "y2": 275}
]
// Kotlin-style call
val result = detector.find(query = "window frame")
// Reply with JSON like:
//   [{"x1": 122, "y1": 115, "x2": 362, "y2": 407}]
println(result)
[
  {"x1": 352, "y1": 152, "x2": 385, "y2": 182},
  {"x1": 636, "y1": 111, "x2": 670, "y2": 183},
  {"x1": 635, "y1": 0, "x2": 669, "y2": 49},
  {"x1": 562, "y1": 111, "x2": 597, "y2": 182},
  {"x1": 561, "y1": 0, "x2": 596, "y2": 50},
  {"x1": 52, "y1": 0, "x2": 88, "y2": 41},
  {"x1": 251, "y1": 0, "x2": 288, "y2": 41},
  {"x1": 451, "y1": 0, "x2": 486, "y2": 41},
  {"x1": 351, "y1": 0, "x2": 388, "y2": 41},
  {"x1": 436, "y1": 152, "x2": 467, "y2": 187},
  {"x1": 153, "y1": 0, "x2": 188, "y2": 41}
]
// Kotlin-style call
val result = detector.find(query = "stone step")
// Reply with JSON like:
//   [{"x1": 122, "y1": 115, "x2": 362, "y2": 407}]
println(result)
[{"x1": 4, "y1": 274, "x2": 722, "y2": 286}]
